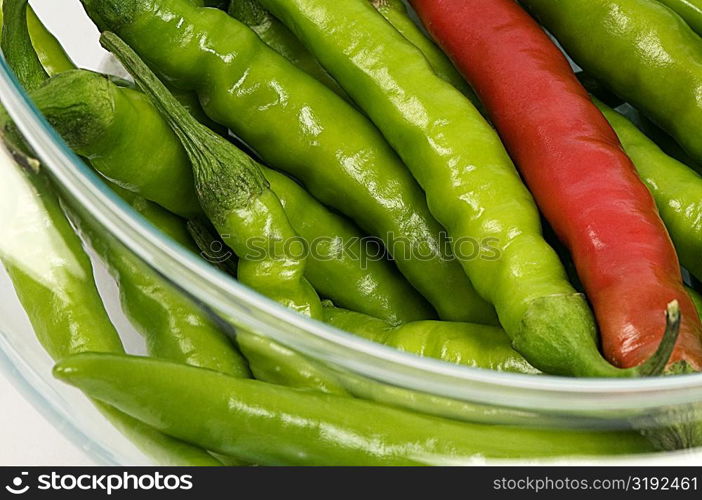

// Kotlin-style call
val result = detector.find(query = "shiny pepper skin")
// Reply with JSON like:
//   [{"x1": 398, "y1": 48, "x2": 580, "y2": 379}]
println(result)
[
  {"x1": 322, "y1": 304, "x2": 539, "y2": 374},
  {"x1": 0, "y1": 154, "x2": 220, "y2": 465},
  {"x1": 257, "y1": 0, "x2": 632, "y2": 377},
  {"x1": 54, "y1": 353, "x2": 656, "y2": 465},
  {"x1": 598, "y1": 102, "x2": 702, "y2": 285},
  {"x1": 522, "y1": 0, "x2": 702, "y2": 168},
  {"x1": 656, "y1": 0, "x2": 702, "y2": 37},
  {"x1": 412, "y1": 0, "x2": 702, "y2": 371},
  {"x1": 20, "y1": 70, "x2": 432, "y2": 324},
  {"x1": 80, "y1": 186, "x2": 252, "y2": 378},
  {"x1": 80, "y1": 0, "x2": 498, "y2": 325}
]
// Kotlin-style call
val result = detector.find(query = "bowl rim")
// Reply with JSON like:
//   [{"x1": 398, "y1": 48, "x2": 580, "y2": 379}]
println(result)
[{"x1": 2, "y1": 57, "x2": 702, "y2": 416}]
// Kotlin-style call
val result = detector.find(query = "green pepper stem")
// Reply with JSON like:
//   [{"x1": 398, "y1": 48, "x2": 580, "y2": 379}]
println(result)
[
  {"x1": 635, "y1": 300, "x2": 682, "y2": 376},
  {"x1": 1, "y1": 0, "x2": 49, "y2": 91},
  {"x1": 20, "y1": 70, "x2": 117, "y2": 153},
  {"x1": 98, "y1": 31, "x2": 267, "y2": 226}
]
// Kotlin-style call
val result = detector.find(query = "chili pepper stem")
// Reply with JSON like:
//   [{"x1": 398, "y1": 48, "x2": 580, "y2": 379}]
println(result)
[
  {"x1": 100, "y1": 31, "x2": 323, "y2": 319},
  {"x1": 635, "y1": 300, "x2": 682, "y2": 376},
  {"x1": 98, "y1": 33, "x2": 268, "y2": 223},
  {"x1": 14, "y1": 71, "x2": 116, "y2": 152},
  {"x1": 516, "y1": 295, "x2": 680, "y2": 377}
]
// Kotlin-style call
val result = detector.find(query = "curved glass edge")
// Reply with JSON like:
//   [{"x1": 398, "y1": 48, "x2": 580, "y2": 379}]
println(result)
[
  {"x1": 0, "y1": 331, "x2": 120, "y2": 465},
  {"x1": 1, "y1": 58, "x2": 702, "y2": 415}
]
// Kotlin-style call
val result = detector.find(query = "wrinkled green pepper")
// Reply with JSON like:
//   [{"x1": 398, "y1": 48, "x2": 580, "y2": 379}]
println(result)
[
  {"x1": 54, "y1": 353, "x2": 656, "y2": 465},
  {"x1": 80, "y1": 0, "x2": 498, "y2": 325}
]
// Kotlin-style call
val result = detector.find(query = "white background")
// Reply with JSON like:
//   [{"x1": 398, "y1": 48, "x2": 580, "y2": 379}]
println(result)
[
  {"x1": 2, "y1": 0, "x2": 702, "y2": 467},
  {"x1": 0, "y1": 374, "x2": 92, "y2": 465}
]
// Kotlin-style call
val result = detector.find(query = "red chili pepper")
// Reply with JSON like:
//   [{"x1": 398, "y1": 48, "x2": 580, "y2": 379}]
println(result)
[{"x1": 411, "y1": 0, "x2": 702, "y2": 371}]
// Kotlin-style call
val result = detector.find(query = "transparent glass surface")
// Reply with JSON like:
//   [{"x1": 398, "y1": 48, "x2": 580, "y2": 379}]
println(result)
[{"x1": 0, "y1": 0, "x2": 701, "y2": 464}]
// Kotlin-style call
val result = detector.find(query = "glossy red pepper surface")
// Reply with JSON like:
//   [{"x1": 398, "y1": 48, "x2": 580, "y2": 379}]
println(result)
[{"x1": 412, "y1": 0, "x2": 702, "y2": 370}]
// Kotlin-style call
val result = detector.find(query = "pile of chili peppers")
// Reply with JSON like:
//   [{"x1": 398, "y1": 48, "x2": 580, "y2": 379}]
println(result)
[{"x1": 1, "y1": 0, "x2": 702, "y2": 465}]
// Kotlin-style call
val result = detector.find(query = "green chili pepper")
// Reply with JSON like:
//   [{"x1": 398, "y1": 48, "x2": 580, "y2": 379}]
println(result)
[
  {"x1": 264, "y1": 168, "x2": 434, "y2": 324},
  {"x1": 1, "y1": 0, "x2": 315, "y2": 463},
  {"x1": 1, "y1": 0, "x2": 47, "y2": 91},
  {"x1": 0, "y1": 0, "x2": 76, "y2": 76},
  {"x1": 80, "y1": 0, "x2": 498, "y2": 325},
  {"x1": 184, "y1": 216, "x2": 349, "y2": 394},
  {"x1": 521, "y1": 0, "x2": 702, "y2": 170},
  {"x1": 616, "y1": 104, "x2": 699, "y2": 169},
  {"x1": 0, "y1": 0, "x2": 218, "y2": 204},
  {"x1": 2, "y1": 0, "x2": 248, "y2": 379},
  {"x1": 235, "y1": 330, "x2": 350, "y2": 395},
  {"x1": 575, "y1": 72, "x2": 624, "y2": 109},
  {"x1": 368, "y1": 0, "x2": 478, "y2": 102},
  {"x1": 114, "y1": 187, "x2": 199, "y2": 252},
  {"x1": 0, "y1": 9, "x2": 240, "y2": 461},
  {"x1": 7, "y1": 1, "x2": 434, "y2": 324},
  {"x1": 78, "y1": 185, "x2": 252, "y2": 378},
  {"x1": 0, "y1": 144, "x2": 221, "y2": 466},
  {"x1": 0, "y1": 156, "x2": 124, "y2": 359},
  {"x1": 656, "y1": 0, "x2": 702, "y2": 36},
  {"x1": 25, "y1": 8, "x2": 74, "y2": 75},
  {"x1": 595, "y1": 101, "x2": 702, "y2": 284},
  {"x1": 53, "y1": 352, "x2": 656, "y2": 465},
  {"x1": 10, "y1": 72, "x2": 433, "y2": 325},
  {"x1": 227, "y1": 0, "x2": 349, "y2": 100},
  {"x1": 187, "y1": 217, "x2": 241, "y2": 276},
  {"x1": 101, "y1": 32, "x2": 323, "y2": 319},
  {"x1": 15, "y1": 70, "x2": 202, "y2": 217},
  {"x1": 322, "y1": 303, "x2": 540, "y2": 375},
  {"x1": 256, "y1": 0, "x2": 666, "y2": 377}
]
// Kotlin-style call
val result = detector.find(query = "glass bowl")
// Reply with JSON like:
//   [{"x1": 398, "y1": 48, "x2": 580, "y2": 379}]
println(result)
[{"x1": 1, "y1": 0, "x2": 701, "y2": 465}]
